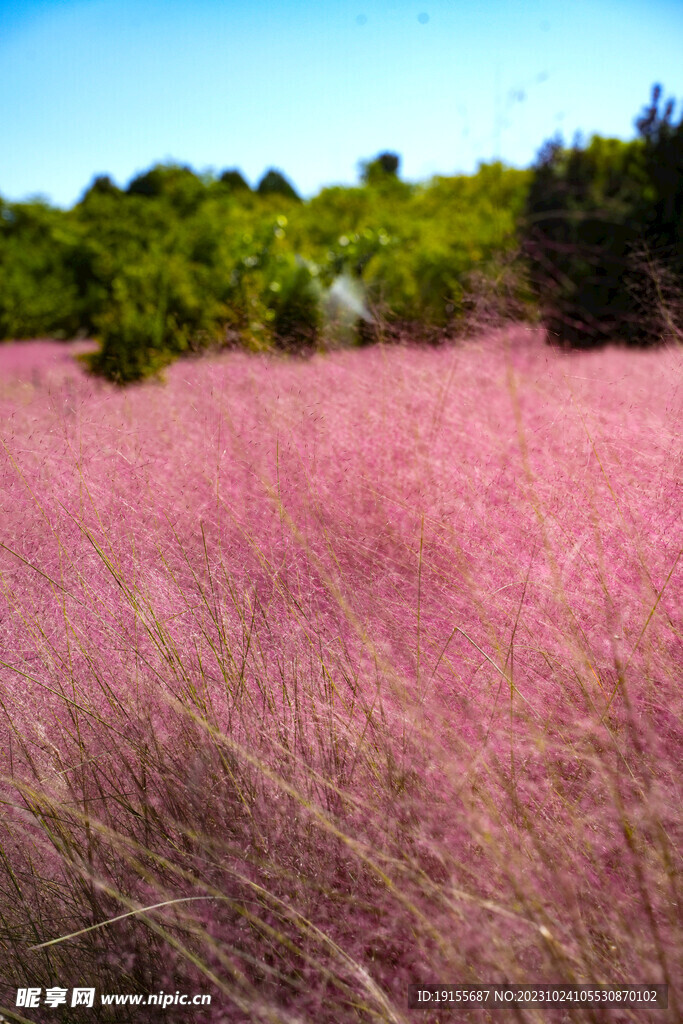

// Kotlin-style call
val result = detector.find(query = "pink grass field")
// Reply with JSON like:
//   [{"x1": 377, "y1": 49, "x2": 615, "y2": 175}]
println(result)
[{"x1": 0, "y1": 330, "x2": 681, "y2": 1023}]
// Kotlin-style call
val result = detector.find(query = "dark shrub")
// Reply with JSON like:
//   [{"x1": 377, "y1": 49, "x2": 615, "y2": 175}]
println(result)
[
  {"x1": 88, "y1": 311, "x2": 175, "y2": 384},
  {"x1": 635, "y1": 85, "x2": 683, "y2": 281},
  {"x1": 523, "y1": 136, "x2": 650, "y2": 346},
  {"x1": 86, "y1": 241, "x2": 227, "y2": 383},
  {"x1": 522, "y1": 86, "x2": 682, "y2": 347},
  {"x1": 268, "y1": 259, "x2": 322, "y2": 349}
]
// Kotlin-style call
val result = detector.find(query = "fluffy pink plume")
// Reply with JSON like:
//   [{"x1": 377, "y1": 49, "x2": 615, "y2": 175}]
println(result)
[{"x1": 0, "y1": 330, "x2": 681, "y2": 1022}]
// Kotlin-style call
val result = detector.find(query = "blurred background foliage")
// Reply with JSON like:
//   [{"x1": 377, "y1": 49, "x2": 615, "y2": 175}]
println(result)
[
  {"x1": 523, "y1": 84, "x2": 683, "y2": 347},
  {"x1": 0, "y1": 85, "x2": 680, "y2": 381}
]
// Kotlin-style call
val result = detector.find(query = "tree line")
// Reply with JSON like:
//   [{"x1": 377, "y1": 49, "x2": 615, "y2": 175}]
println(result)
[{"x1": 0, "y1": 86, "x2": 680, "y2": 382}]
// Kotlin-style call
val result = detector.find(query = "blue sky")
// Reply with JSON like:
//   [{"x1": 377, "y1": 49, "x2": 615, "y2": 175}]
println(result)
[{"x1": 1, "y1": 0, "x2": 682, "y2": 207}]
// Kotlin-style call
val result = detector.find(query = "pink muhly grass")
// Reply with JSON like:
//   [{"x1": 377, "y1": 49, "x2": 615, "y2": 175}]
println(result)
[{"x1": 0, "y1": 329, "x2": 680, "y2": 1022}]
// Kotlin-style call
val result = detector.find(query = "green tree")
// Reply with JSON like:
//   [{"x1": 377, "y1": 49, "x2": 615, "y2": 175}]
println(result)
[
  {"x1": 81, "y1": 175, "x2": 121, "y2": 200},
  {"x1": 218, "y1": 168, "x2": 251, "y2": 192},
  {"x1": 0, "y1": 200, "x2": 81, "y2": 339},
  {"x1": 256, "y1": 169, "x2": 301, "y2": 201},
  {"x1": 126, "y1": 163, "x2": 206, "y2": 215},
  {"x1": 635, "y1": 85, "x2": 683, "y2": 272},
  {"x1": 360, "y1": 152, "x2": 401, "y2": 184},
  {"x1": 523, "y1": 131, "x2": 652, "y2": 345}
]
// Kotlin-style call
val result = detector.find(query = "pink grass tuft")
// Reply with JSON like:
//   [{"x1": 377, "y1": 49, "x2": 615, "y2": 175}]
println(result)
[{"x1": 0, "y1": 328, "x2": 681, "y2": 1022}]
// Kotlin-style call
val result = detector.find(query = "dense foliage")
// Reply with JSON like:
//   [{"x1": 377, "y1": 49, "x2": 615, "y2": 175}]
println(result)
[
  {"x1": 522, "y1": 84, "x2": 683, "y2": 346},
  {"x1": 0, "y1": 158, "x2": 531, "y2": 381},
  {"x1": 1, "y1": 84, "x2": 681, "y2": 381}
]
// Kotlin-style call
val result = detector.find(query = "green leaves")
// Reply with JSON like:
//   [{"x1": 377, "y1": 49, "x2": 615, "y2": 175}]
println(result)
[{"x1": 0, "y1": 159, "x2": 533, "y2": 380}]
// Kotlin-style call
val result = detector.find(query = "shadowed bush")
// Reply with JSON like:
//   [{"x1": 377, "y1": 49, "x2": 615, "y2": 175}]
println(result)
[
  {"x1": 267, "y1": 257, "x2": 323, "y2": 350},
  {"x1": 522, "y1": 85, "x2": 683, "y2": 347}
]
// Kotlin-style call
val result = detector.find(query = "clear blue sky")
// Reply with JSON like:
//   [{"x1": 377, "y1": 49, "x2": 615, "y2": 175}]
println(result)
[{"x1": 1, "y1": 0, "x2": 682, "y2": 207}]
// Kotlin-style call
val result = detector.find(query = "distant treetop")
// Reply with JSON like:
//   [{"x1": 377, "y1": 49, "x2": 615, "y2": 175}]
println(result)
[
  {"x1": 635, "y1": 83, "x2": 678, "y2": 144},
  {"x1": 256, "y1": 168, "x2": 301, "y2": 201},
  {"x1": 359, "y1": 152, "x2": 401, "y2": 185},
  {"x1": 218, "y1": 168, "x2": 251, "y2": 192},
  {"x1": 124, "y1": 163, "x2": 205, "y2": 214},
  {"x1": 82, "y1": 175, "x2": 121, "y2": 200}
]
